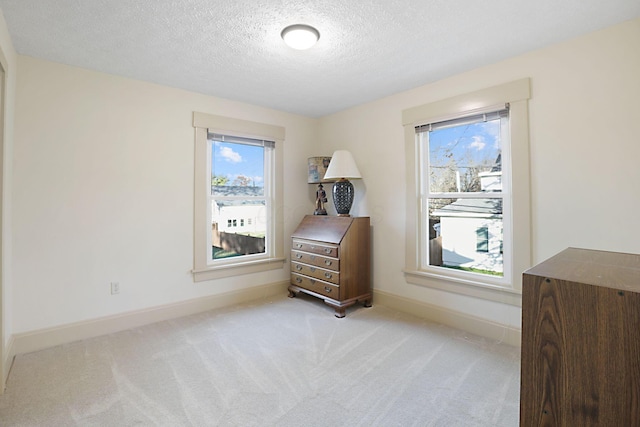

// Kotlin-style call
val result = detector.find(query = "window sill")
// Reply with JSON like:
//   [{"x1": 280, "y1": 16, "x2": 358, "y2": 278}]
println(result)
[
  {"x1": 193, "y1": 257, "x2": 286, "y2": 282},
  {"x1": 403, "y1": 269, "x2": 522, "y2": 306}
]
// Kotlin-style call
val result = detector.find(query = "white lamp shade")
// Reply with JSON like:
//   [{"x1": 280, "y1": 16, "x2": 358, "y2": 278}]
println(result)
[{"x1": 324, "y1": 150, "x2": 362, "y2": 180}]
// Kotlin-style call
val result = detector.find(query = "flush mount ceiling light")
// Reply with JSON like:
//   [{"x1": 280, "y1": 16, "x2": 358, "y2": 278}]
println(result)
[{"x1": 281, "y1": 24, "x2": 320, "y2": 50}]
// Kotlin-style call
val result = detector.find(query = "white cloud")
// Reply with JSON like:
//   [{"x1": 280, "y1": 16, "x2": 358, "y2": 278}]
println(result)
[
  {"x1": 220, "y1": 146, "x2": 242, "y2": 163},
  {"x1": 493, "y1": 131, "x2": 502, "y2": 149},
  {"x1": 479, "y1": 122, "x2": 501, "y2": 148},
  {"x1": 469, "y1": 136, "x2": 486, "y2": 151}
]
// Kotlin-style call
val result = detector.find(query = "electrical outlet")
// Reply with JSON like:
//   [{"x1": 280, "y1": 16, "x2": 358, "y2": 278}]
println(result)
[{"x1": 110, "y1": 282, "x2": 120, "y2": 295}]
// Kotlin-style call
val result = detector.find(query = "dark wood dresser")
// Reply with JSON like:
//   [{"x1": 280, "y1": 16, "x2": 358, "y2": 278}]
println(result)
[
  {"x1": 288, "y1": 215, "x2": 371, "y2": 317},
  {"x1": 520, "y1": 247, "x2": 640, "y2": 426}
]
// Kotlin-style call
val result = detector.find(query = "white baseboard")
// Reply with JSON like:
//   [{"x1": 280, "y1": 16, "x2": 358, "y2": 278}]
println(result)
[
  {"x1": 10, "y1": 281, "x2": 289, "y2": 357},
  {"x1": 373, "y1": 289, "x2": 521, "y2": 347},
  {"x1": 7, "y1": 282, "x2": 518, "y2": 367}
]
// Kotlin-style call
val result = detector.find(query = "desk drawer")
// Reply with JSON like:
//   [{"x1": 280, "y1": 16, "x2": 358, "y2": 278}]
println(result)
[
  {"x1": 291, "y1": 273, "x2": 339, "y2": 299},
  {"x1": 291, "y1": 250, "x2": 339, "y2": 271},
  {"x1": 292, "y1": 239, "x2": 339, "y2": 258},
  {"x1": 291, "y1": 262, "x2": 339, "y2": 284}
]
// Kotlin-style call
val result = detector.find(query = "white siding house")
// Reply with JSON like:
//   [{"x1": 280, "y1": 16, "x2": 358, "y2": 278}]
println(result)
[
  {"x1": 433, "y1": 199, "x2": 503, "y2": 273},
  {"x1": 432, "y1": 164, "x2": 504, "y2": 274},
  {"x1": 211, "y1": 185, "x2": 266, "y2": 235},
  {"x1": 212, "y1": 202, "x2": 264, "y2": 235}
]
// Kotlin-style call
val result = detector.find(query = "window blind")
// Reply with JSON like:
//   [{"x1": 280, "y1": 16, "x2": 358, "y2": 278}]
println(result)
[
  {"x1": 415, "y1": 104, "x2": 509, "y2": 134},
  {"x1": 208, "y1": 132, "x2": 275, "y2": 148}
]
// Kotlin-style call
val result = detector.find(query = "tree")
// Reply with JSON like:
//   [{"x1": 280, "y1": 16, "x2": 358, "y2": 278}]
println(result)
[
  {"x1": 212, "y1": 175, "x2": 229, "y2": 186},
  {"x1": 233, "y1": 175, "x2": 252, "y2": 186},
  {"x1": 428, "y1": 149, "x2": 498, "y2": 215}
]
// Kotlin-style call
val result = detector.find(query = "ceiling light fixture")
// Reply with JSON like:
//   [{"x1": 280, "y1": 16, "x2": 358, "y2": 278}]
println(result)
[{"x1": 281, "y1": 24, "x2": 320, "y2": 50}]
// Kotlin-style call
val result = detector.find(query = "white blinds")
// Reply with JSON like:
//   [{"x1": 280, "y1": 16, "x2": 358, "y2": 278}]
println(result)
[
  {"x1": 415, "y1": 104, "x2": 509, "y2": 134},
  {"x1": 208, "y1": 132, "x2": 275, "y2": 148}
]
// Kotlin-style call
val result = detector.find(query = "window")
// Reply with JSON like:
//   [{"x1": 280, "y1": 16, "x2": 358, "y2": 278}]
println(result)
[
  {"x1": 192, "y1": 112, "x2": 285, "y2": 281},
  {"x1": 210, "y1": 133, "x2": 270, "y2": 260},
  {"x1": 402, "y1": 79, "x2": 531, "y2": 305},
  {"x1": 476, "y1": 227, "x2": 489, "y2": 253},
  {"x1": 418, "y1": 106, "x2": 508, "y2": 277}
]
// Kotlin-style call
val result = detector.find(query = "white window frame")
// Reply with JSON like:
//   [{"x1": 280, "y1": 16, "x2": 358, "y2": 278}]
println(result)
[
  {"x1": 418, "y1": 106, "x2": 510, "y2": 283},
  {"x1": 402, "y1": 79, "x2": 531, "y2": 306},
  {"x1": 192, "y1": 112, "x2": 285, "y2": 282}
]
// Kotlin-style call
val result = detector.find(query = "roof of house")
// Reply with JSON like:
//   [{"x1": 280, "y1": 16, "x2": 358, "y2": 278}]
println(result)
[
  {"x1": 433, "y1": 198, "x2": 502, "y2": 218},
  {"x1": 491, "y1": 153, "x2": 502, "y2": 172},
  {"x1": 212, "y1": 185, "x2": 264, "y2": 197},
  {"x1": 212, "y1": 186, "x2": 265, "y2": 208}
]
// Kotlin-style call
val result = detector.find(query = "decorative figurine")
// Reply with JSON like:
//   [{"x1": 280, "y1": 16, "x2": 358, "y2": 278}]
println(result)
[{"x1": 314, "y1": 184, "x2": 328, "y2": 215}]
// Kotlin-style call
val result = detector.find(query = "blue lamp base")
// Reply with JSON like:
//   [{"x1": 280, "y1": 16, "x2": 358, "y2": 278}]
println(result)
[{"x1": 332, "y1": 179, "x2": 355, "y2": 216}]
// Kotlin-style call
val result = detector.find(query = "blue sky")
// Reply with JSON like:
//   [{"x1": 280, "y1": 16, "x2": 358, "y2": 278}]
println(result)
[
  {"x1": 211, "y1": 141, "x2": 264, "y2": 186},
  {"x1": 429, "y1": 119, "x2": 501, "y2": 169}
]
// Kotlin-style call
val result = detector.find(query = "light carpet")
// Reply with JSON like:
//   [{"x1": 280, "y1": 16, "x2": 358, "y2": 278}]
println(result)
[{"x1": 0, "y1": 293, "x2": 520, "y2": 426}]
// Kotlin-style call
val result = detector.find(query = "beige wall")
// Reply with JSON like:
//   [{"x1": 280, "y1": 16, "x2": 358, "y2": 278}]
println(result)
[
  {"x1": 319, "y1": 18, "x2": 640, "y2": 329},
  {"x1": 12, "y1": 56, "x2": 318, "y2": 333},
  {"x1": 7, "y1": 17, "x2": 640, "y2": 340}
]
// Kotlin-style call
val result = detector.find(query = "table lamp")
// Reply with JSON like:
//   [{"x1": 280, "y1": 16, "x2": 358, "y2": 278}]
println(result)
[{"x1": 323, "y1": 150, "x2": 362, "y2": 216}]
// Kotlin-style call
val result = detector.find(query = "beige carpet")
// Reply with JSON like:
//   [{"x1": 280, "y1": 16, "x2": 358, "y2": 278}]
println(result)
[{"x1": 0, "y1": 293, "x2": 520, "y2": 426}]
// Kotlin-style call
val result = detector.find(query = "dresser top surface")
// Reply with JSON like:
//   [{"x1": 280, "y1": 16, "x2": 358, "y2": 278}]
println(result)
[{"x1": 524, "y1": 247, "x2": 640, "y2": 292}]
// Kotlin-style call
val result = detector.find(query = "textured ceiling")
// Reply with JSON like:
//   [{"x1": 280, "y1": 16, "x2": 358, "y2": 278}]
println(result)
[{"x1": 0, "y1": 0, "x2": 638, "y2": 117}]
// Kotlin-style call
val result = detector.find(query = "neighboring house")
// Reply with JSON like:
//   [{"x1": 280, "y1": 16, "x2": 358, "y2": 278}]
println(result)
[
  {"x1": 211, "y1": 186, "x2": 265, "y2": 235},
  {"x1": 211, "y1": 186, "x2": 267, "y2": 256},
  {"x1": 432, "y1": 198, "x2": 503, "y2": 273},
  {"x1": 212, "y1": 203, "x2": 264, "y2": 235},
  {"x1": 432, "y1": 158, "x2": 504, "y2": 273}
]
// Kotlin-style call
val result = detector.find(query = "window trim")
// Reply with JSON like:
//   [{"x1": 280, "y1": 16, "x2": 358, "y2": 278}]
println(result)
[
  {"x1": 192, "y1": 112, "x2": 285, "y2": 282},
  {"x1": 402, "y1": 79, "x2": 531, "y2": 306},
  {"x1": 208, "y1": 135, "x2": 271, "y2": 264}
]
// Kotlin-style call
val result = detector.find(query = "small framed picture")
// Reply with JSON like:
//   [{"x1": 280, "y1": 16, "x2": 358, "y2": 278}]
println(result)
[{"x1": 308, "y1": 156, "x2": 333, "y2": 183}]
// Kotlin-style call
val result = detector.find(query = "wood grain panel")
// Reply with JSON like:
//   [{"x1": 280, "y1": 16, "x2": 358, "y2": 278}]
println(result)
[
  {"x1": 291, "y1": 250, "x2": 339, "y2": 271},
  {"x1": 521, "y1": 248, "x2": 640, "y2": 426}
]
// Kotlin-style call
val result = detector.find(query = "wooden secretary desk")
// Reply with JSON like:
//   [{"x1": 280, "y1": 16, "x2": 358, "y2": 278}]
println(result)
[
  {"x1": 288, "y1": 215, "x2": 371, "y2": 318},
  {"x1": 520, "y1": 247, "x2": 640, "y2": 426}
]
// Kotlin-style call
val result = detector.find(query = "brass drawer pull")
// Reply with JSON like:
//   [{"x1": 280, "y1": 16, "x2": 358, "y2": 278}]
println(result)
[
  {"x1": 310, "y1": 267, "x2": 316, "y2": 272},
  {"x1": 295, "y1": 243, "x2": 302, "y2": 248},
  {"x1": 295, "y1": 277, "x2": 302, "y2": 283},
  {"x1": 295, "y1": 265, "x2": 302, "y2": 271},
  {"x1": 310, "y1": 279, "x2": 316, "y2": 284},
  {"x1": 324, "y1": 248, "x2": 332, "y2": 254},
  {"x1": 324, "y1": 287, "x2": 332, "y2": 293},
  {"x1": 324, "y1": 272, "x2": 332, "y2": 279},
  {"x1": 310, "y1": 255, "x2": 316, "y2": 261},
  {"x1": 295, "y1": 253, "x2": 302, "y2": 259},
  {"x1": 324, "y1": 260, "x2": 332, "y2": 266}
]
